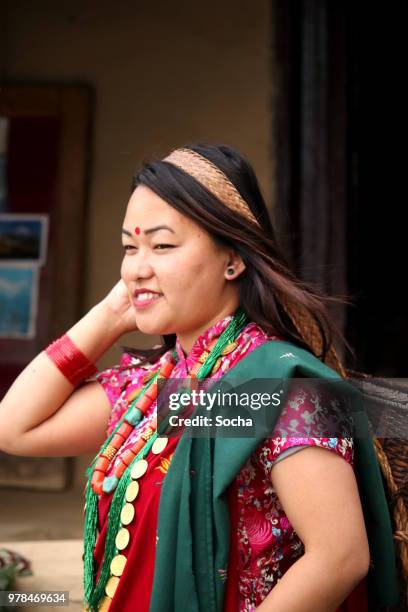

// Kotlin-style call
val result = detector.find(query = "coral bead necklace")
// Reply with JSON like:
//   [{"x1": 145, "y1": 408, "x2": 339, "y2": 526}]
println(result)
[{"x1": 83, "y1": 308, "x2": 249, "y2": 611}]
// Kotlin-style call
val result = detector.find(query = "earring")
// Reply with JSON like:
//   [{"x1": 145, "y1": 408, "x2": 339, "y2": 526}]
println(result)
[{"x1": 226, "y1": 267, "x2": 235, "y2": 277}]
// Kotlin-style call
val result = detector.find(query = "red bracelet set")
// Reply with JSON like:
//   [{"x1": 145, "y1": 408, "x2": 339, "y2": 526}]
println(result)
[{"x1": 45, "y1": 334, "x2": 98, "y2": 387}]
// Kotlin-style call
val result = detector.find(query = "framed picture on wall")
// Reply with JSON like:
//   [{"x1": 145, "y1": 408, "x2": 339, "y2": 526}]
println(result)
[
  {"x1": 0, "y1": 85, "x2": 92, "y2": 491},
  {"x1": 0, "y1": 213, "x2": 49, "y2": 265},
  {"x1": 0, "y1": 265, "x2": 39, "y2": 339}
]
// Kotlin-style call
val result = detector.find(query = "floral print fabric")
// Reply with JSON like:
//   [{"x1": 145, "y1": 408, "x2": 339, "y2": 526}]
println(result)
[
  {"x1": 235, "y1": 407, "x2": 353, "y2": 609},
  {"x1": 95, "y1": 315, "x2": 354, "y2": 611}
]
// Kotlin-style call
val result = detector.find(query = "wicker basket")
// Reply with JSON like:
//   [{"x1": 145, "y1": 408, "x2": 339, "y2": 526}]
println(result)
[{"x1": 346, "y1": 369, "x2": 408, "y2": 607}]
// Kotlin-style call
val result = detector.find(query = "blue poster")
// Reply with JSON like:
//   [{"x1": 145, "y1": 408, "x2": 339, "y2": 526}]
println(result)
[
  {"x1": 0, "y1": 214, "x2": 49, "y2": 265},
  {"x1": 0, "y1": 266, "x2": 38, "y2": 338}
]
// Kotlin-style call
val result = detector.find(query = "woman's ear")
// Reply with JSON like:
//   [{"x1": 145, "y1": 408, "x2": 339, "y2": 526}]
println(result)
[{"x1": 224, "y1": 251, "x2": 246, "y2": 280}]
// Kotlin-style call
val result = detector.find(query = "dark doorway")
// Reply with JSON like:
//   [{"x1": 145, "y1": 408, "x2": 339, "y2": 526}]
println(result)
[{"x1": 271, "y1": 0, "x2": 407, "y2": 376}]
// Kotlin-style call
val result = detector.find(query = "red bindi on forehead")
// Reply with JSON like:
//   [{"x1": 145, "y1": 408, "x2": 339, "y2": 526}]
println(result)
[{"x1": 134, "y1": 226, "x2": 141, "y2": 235}]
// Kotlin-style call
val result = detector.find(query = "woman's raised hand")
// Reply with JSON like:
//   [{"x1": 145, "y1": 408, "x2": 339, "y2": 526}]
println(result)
[
  {"x1": 100, "y1": 279, "x2": 139, "y2": 334},
  {"x1": 0, "y1": 278, "x2": 139, "y2": 457}
]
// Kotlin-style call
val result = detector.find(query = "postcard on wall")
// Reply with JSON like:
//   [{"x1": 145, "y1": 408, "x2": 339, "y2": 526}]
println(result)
[
  {"x1": 0, "y1": 213, "x2": 49, "y2": 266},
  {"x1": 0, "y1": 265, "x2": 39, "y2": 339}
]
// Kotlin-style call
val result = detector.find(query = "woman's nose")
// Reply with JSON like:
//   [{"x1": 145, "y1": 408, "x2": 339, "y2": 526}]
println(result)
[
  {"x1": 133, "y1": 252, "x2": 155, "y2": 279},
  {"x1": 136, "y1": 263, "x2": 154, "y2": 279},
  {"x1": 122, "y1": 246, "x2": 155, "y2": 281}
]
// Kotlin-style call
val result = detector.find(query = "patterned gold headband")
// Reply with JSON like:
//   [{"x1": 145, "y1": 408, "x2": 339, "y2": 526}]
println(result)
[{"x1": 162, "y1": 147, "x2": 260, "y2": 227}]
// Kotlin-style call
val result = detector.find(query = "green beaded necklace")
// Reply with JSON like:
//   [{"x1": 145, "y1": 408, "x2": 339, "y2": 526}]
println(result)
[{"x1": 83, "y1": 307, "x2": 249, "y2": 610}]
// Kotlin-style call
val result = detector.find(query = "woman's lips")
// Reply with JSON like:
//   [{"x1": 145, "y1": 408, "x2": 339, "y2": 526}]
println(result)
[{"x1": 133, "y1": 292, "x2": 163, "y2": 309}]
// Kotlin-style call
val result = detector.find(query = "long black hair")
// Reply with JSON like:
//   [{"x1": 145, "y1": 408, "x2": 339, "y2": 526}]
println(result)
[{"x1": 121, "y1": 142, "x2": 354, "y2": 367}]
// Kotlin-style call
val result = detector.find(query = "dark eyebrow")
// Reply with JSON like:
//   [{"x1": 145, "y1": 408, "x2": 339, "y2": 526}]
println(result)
[{"x1": 121, "y1": 225, "x2": 175, "y2": 237}]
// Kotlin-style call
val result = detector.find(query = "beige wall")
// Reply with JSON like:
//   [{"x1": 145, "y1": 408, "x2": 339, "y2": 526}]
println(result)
[{"x1": 2, "y1": 0, "x2": 275, "y2": 486}]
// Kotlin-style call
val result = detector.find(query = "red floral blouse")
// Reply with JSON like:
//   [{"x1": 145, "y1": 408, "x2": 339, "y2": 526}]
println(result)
[{"x1": 94, "y1": 314, "x2": 366, "y2": 611}]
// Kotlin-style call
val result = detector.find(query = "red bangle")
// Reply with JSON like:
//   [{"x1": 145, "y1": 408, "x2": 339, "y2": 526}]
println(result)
[{"x1": 45, "y1": 334, "x2": 98, "y2": 387}]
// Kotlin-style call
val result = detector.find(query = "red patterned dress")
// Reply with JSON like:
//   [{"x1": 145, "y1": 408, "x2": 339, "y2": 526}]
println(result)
[{"x1": 93, "y1": 314, "x2": 367, "y2": 611}]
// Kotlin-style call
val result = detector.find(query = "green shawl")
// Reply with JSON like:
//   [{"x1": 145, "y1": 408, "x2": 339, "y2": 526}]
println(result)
[{"x1": 149, "y1": 340, "x2": 400, "y2": 610}]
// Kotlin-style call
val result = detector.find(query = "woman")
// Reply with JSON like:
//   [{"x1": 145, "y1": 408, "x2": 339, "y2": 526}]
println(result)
[{"x1": 0, "y1": 144, "x2": 398, "y2": 611}]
